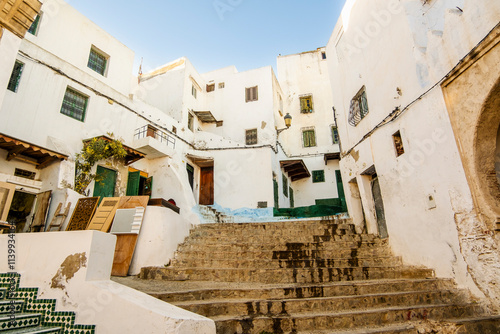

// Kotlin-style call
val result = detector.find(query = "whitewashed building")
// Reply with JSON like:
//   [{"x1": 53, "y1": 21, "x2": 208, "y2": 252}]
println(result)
[{"x1": 327, "y1": 0, "x2": 500, "y2": 308}]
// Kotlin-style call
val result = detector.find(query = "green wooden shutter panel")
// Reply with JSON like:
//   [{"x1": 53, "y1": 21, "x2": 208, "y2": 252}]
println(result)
[{"x1": 126, "y1": 171, "x2": 140, "y2": 196}]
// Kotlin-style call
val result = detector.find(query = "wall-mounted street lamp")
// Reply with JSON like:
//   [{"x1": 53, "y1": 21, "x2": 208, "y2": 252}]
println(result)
[{"x1": 277, "y1": 113, "x2": 292, "y2": 135}]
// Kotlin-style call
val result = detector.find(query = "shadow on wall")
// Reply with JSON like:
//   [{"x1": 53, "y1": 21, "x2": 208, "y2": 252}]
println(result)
[{"x1": 496, "y1": 125, "x2": 500, "y2": 187}]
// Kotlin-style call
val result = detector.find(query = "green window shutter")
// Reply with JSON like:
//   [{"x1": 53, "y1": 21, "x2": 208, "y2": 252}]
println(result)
[
  {"x1": 282, "y1": 174, "x2": 288, "y2": 198},
  {"x1": 126, "y1": 171, "x2": 140, "y2": 196},
  {"x1": 312, "y1": 170, "x2": 325, "y2": 183},
  {"x1": 273, "y1": 179, "x2": 279, "y2": 209}
]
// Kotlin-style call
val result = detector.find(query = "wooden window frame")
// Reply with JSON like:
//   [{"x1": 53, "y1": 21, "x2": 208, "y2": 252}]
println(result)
[
  {"x1": 348, "y1": 86, "x2": 369, "y2": 127},
  {"x1": 393, "y1": 130, "x2": 405, "y2": 157},
  {"x1": 302, "y1": 128, "x2": 317, "y2": 148},
  {"x1": 188, "y1": 112, "x2": 194, "y2": 131},
  {"x1": 206, "y1": 83, "x2": 215, "y2": 92},
  {"x1": 300, "y1": 95, "x2": 314, "y2": 113},
  {"x1": 218, "y1": 82, "x2": 225, "y2": 89},
  {"x1": 245, "y1": 86, "x2": 258, "y2": 102},
  {"x1": 192, "y1": 85, "x2": 197, "y2": 99},
  {"x1": 331, "y1": 125, "x2": 339, "y2": 144}
]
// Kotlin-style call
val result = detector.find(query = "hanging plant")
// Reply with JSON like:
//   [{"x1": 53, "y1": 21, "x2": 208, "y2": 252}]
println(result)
[{"x1": 74, "y1": 135, "x2": 128, "y2": 195}]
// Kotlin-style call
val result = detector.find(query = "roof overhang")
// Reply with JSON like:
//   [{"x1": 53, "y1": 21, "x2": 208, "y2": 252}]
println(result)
[
  {"x1": 193, "y1": 110, "x2": 219, "y2": 123},
  {"x1": 83, "y1": 136, "x2": 146, "y2": 166},
  {"x1": 280, "y1": 160, "x2": 311, "y2": 182},
  {"x1": 186, "y1": 154, "x2": 214, "y2": 168},
  {"x1": 324, "y1": 152, "x2": 341, "y2": 164},
  {"x1": 0, "y1": 133, "x2": 68, "y2": 169}
]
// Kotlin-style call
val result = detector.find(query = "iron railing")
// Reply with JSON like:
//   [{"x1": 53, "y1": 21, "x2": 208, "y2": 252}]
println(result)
[{"x1": 134, "y1": 125, "x2": 176, "y2": 149}]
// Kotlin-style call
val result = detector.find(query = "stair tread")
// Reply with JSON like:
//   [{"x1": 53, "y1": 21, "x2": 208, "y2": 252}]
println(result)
[
  {"x1": 211, "y1": 302, "x2": 474, "y2": 321},
  {"x1": 445, "y1": 314, "x2": 500, "y2": 323},
  {"x1": 114, "y1": 277, "x2": 448, "y2": 294},
  {"x1": 298, "y1": 323, "x2": 416, "y2": 334},
  {"x1": 171, "y1": 289, "x2": 454, "y2": 306}
]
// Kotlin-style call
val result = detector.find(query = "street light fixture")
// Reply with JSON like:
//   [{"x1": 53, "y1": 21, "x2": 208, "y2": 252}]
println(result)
[{"x1": 277, "y1": 113, "x2": 292, "y2": 135}]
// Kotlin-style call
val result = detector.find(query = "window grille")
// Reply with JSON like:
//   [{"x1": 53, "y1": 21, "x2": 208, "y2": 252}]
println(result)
[
  {"x1": 87, "y1": 48, "x2": 107, "y2": 76},
  {"x1": 331, "y1": 126, "x2": 339, "y2": 144},
  {"x1": 246, "y1": 129, "x2": 257, "y2": 145},
  {"x1": 312, "y1": 170, "x2": 325, "y2": 183},
  {"x1": 14, "y1": 168, "x2": 36, "y2": 180},
  {"x1": 348, "y1": 87, "x2": 369, "y2": 126},
  {"x1": 300, "y1": 96, "x2": 314, "y2": 113},
  {"x1": 7, "y1": 61, "x2": 24, "y2": 92},
  {"x1": 60, "y1": 87, "x2": 88, "y2": 122}
]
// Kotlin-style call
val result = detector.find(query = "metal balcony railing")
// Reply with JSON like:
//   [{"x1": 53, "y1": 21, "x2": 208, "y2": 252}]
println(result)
[{"x1": 134, "y1": 125, "x2": 176, "y2": 149}]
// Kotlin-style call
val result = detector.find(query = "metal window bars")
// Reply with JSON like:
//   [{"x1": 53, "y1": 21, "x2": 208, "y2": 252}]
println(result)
[
  {"x1": 134, "y1": 125, "x2": 176, "y2": 149},
  {"x1": 348, "y1": 89, "x2": 369, "y2": 127}
]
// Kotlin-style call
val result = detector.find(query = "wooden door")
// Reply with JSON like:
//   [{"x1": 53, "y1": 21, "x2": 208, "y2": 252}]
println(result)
[
  {"x1": 199, "y1": 166, "x2": 214, "y2": 205},
  {"x1": 30, "y1": 190, "x2": 51, "y2": 232},
  {"x1": 0, "y1": 181, "x2": 16, "y2": 221},
  {"x1": 371, "y1": 177, "x2": 388, "y2": 239},
  {"x1": 93, "y1": 166, "x2": 117, "y2": 199},
  {"x1": 126, "y1": 171, "x2": 140, "y2": 196}
]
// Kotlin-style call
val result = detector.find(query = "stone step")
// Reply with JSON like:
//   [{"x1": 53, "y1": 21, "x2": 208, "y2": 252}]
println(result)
[
  {"x1": 0, "y1": 299, "x2": 24, "y2": 314},
  {"x1": 212, "y1": 304, "x2": 484, "y2": 334},
  {"x1": 140, "y1": 266, "x2": 435, "y2": 284},
  {"x1": 444, "y1": 315, "x2": 500, "y2": 333},
  {"x1": 175, "y1": 247, "x2": 392, "y2": 261},
  {"x1": 0, "y1": 313, "x2": 43, "y2": 331},
  {"x1": 194, "y1": 220, "x2": 353, "y2": 231},
  {"x1": 190, "y1": 223, "x2": 359, "y2": 236},
  {"x1": 171, "y1": 256, "x2": 403, "y2": 269},
  {"x1": 177, "y1": 240, "x2": 388, "y2": 253},
  {"x1": 173, "y1": 290, "x2": 464, "y2": 318},
  {"x1": 185, "y1": 233, "x2": 377, "y2": 245},
  {"x1": 148, "y1": 279, "x2": 455, "y2": 304},
  {"x1": 300, "y1": 324, "x2": 417, "y2": 334}
]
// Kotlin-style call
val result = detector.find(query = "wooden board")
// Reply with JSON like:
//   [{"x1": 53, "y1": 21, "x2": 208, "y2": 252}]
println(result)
[
  {"x1": 30, "y1": 190, "x2": 51, "y2": 232},
  {"x1": 0, "y1": 181, "x2": 16, "y2": 222},
  {"x1": 86, "y1": 197, "x2": 120, "y2": 232},
  {"x1": 118, "y1": 196, "x2": 149, "y2": 210},
  {"x1": 111, "y1": 234, "x2": 138, "y2": 277},
  {"x1": 66, "y1": 197, "x2": 99, "y2": 231}
]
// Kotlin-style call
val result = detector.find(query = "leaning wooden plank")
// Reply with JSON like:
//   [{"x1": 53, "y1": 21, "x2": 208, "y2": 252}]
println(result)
[
  {"x1": 111, "y1": 234, "x2": 138, "y2": 276},
  {"x1": 86, "y1": 197, "x2": 120, "y2": 232},
  {"x1": 66, "y1": 197, "x2": 99, "y2": 231}
]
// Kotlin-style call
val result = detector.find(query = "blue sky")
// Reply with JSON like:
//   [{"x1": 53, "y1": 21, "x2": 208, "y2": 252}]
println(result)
[{"x1": 70, "y1": 0, "x2": 346, "y2": 74}]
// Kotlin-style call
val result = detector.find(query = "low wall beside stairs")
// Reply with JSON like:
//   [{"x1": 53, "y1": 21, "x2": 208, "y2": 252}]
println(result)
[{"x1": 0, "y1": 230, "x2": 216, "y2": 334}]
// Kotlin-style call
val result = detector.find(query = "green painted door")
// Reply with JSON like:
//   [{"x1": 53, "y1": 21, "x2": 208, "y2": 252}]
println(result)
[
  {"x1": 273, "y1": 179, "x2": 279, "y2": 209},
  {"x1": 335, "y1": 170, "x2": 347, "y2": 212},
  {"x1": 93, "y1": 166, "x2": 117, "y2": 199},
  {"x1": 126, "y1": 171, "x2": 140, "y2": 196}
]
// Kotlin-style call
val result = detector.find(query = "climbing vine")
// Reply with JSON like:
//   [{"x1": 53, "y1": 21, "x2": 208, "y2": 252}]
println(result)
[{"x1": 74, "y1": 135, "x2": 127, "y2": 195}]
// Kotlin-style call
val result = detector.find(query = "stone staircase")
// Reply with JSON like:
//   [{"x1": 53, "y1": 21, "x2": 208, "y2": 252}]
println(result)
[
  {"x1": 0, "y1": 273, "x2": 95, "y2": 334},
  {"x1": 120, "y1": 218, "x2": 500, "y2": 333}
]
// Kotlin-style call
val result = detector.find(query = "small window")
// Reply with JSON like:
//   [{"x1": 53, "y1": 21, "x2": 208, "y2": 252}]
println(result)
[
  {"x1": 192, "y1": 85, "x2": 197, "y2": 99},
  {"x1": 321, "y1": 52, "x2": 327, "y2": 60},
  {"x1": 302, "y1": 128, "x2": 316, "y2": 148},
  {"x1": 282, "y1": 174, "x2": 288, "y2": 197},
  {"x1": 331, "y1": 126, "x2": 339, "y2": 144},
  {"x1": 393, "y1": 131, "x2": 405, "y2": 157},
  {"x1": 188, "y1": 112, "x2": 194, "y2": 131},
  {"x1": 14, "y1": 168, "x2": 36, "y2": 180},
  {"x1": 218, "y1": 82, "x2": 225, "y2": 89},
  {"x1": 312, "y1": 170, "x2": 325, "y2": 183},
  {"x1": 172, "y1": 126, "x2": 177, "y2": 134},
  {"x1": 207, "y1": 84, "x2": 215, "y2": 92},
  {"x1": 7, "y1": 61, "x2": 24, "y2": 93},
  {"x1": 348, "y1": 86, "x2": 369, "y2": 126},
  {"x1": 87, "y1": 47, "x2": 108, "y2": 76},
  {"x1": 246, "y1": 129, "x2": 258, "y2": 145},
  {"x1": 300, "y1": 95, "x2": 314, "y2": 113},
  {"x1": 245, "y1": 86, "x2": 258, "y2": 102},
  {"x1": 28, "y1": 14, "x2": 41, "y2": 35},
  {"x1": 60, "y1": 87, "x2": 88, "y2": 122}
]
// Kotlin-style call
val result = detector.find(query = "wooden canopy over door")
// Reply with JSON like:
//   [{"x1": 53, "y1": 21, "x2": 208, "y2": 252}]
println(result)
[{"x1": 200, "y1": 166, "x2": 214, "y2": 205}]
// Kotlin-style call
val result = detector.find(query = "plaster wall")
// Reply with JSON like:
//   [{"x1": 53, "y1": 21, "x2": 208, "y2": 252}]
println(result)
[
  {"x1": 0, "y1": 29, "x2": 21, "y2": 110},
  {"x1": 25, "y1": 0, "x2": 135, "y2": 95},
  {"x1": 129, "y1": 206, "x2": 191, "y2": 275},
  {"x1": 277, "y1": 48, "x2": 339, "y2": 156},
  {"x1": 0, "y1": 231, "x2": 216, "y2": 333},
  {"x1": 496, "y1": 126, "x2": 500, "y2": 186}
]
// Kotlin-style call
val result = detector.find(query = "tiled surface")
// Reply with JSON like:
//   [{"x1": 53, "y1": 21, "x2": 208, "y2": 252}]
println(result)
[{"x1": 0, "y1": 273, "x2": 95, "y2": 334}]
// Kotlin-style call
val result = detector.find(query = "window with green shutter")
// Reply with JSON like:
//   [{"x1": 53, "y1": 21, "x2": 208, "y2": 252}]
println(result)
[
  {"x1": 282, "y1": 174, "x2": 288, "y2": 197},
  {"x1": 312, "y1": 170, "x2": 325, "y2": 183},
  {"x1": 300, "y1": 95, "x2": 313, "y2": 113},
  {"x1": 88, "y1": 47, "x2": 108, "y2": 76},
  {"x1": 7, "y1": 61, "x2": 24, "y2": 93},
  {"x1": 60, "y1": 87, "x2": 88, "y2": 122},
  {"x1": 331, "y1": 126, "x2": 339, "y2": 144},
  {"x1": 302, "y1": 129, "x2": 316, "y2": 148},
  {"x1": 28, "y1": 14, "x2": 41, "y2": 35}
]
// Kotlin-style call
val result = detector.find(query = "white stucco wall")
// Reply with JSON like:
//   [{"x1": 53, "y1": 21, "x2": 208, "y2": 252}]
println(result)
[
  {"x1": 0, "y1": 29, "x2": 22, "y2": 110},
  {"x1": 326, "y1": 0, "x2": 500, "y2": 300},
  {"x1": 0, "y1": 231, "x2": 216, "y2": 333}
]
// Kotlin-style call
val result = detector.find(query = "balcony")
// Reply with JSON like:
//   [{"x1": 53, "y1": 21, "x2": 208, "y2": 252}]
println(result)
[
  {"x1": 132, "y1": 125, "x2": 176, "y2": 159},
  {"x1": 0, "y1": 0, "x2": 42, "y2": 38}
]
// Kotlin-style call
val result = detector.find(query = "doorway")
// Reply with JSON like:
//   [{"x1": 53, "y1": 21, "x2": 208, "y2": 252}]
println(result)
[
  {"x1": 7, "y1": 190, "x2": 36, "y2": 233},
  {"x1": 371, "y1": 176, "x2": 388, "y2": 239},
  {"x1": 199, "y1": 166, "x2": 214, "y2": 205},
  {"x1": 126, "y1": 170, "x2": 153, "y2": 197},
  {"x1": 93, "y1": 166, "x2": 117, "y2": 199}
]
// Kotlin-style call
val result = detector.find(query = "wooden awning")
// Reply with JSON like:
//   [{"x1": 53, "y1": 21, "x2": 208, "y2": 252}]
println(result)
[
  {"x1": 83, "y1": 136, "x2": 146, "y2": 165},
  {"x1": 324, "y1": 152, "x2": 341, "y2": 164},
  {"x1": 0, "y1": 133, "x2": 68, "y2": 169},
  {"x1": 193, "y1": 110, "x2": 218, "y2": 123},
  {"x1": 280, "y1": 160, "x2": 311, "y2": 182}
]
